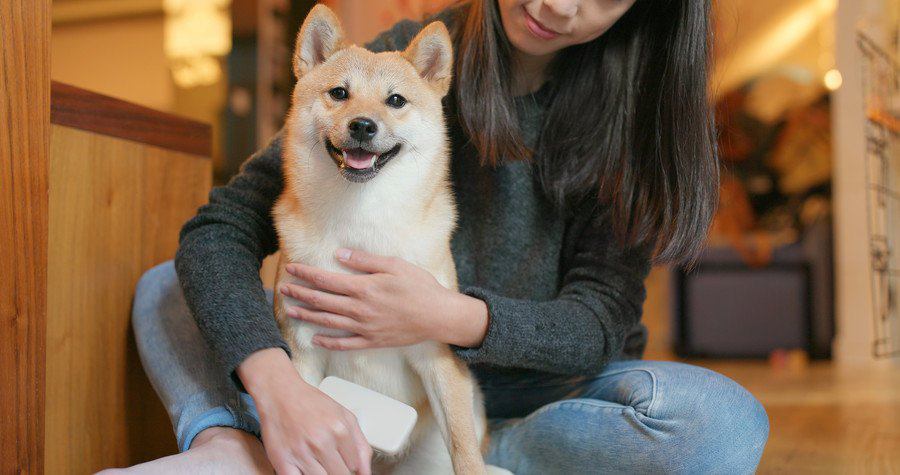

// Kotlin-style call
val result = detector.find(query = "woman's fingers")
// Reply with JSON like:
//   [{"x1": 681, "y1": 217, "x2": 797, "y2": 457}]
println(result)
[
  {"x1": 350, "y1": 417, "x2": 373, "y2": 475},
  {"x1": 312, "y1": 441, "x2": 352, "y2": 475},
  {"x1": 335, "y1": 248, "x2": 400, "y2": 274},
  {"x1": 334, "y1": 412, "x2": 371, "y2": 475},
  {"x1": 313, "y1": 335, "x2": 374, "y2": 351},
  {"x1": 288, "y1": 307, "x2": 361, "y2": 333},
  {"x1": 286, "y1": 263, "x2": 361, "y2": 295},
  {"x1": 295, "y1": 452, "x2": 329, "y2": 475},
  {"x1": 280, "y1": 283, "x2": 358, "y2": 316},
  {"x1": 272, "y1": 457, "x2": 303, "y2": 475}
]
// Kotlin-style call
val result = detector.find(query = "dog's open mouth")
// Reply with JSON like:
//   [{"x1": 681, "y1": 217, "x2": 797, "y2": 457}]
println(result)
[{"x1": 326, "y1": 139, "x2": 402, "y2": 183}]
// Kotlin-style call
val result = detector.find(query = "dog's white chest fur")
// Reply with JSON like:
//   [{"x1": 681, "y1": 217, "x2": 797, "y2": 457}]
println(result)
[{"x1": 275, "y1": 210, "x2": 439, "y2": 406}]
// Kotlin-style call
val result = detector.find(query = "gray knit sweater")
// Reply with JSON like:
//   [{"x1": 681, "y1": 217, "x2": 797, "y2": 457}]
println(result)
[{"x1": 174, "y1": 10, "x2": 652, "y2": 389}]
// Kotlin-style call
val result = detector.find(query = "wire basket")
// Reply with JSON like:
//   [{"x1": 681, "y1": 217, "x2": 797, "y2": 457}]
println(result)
[{"x1": 858, "y1": 30, "x2": 900, "y2": 358}]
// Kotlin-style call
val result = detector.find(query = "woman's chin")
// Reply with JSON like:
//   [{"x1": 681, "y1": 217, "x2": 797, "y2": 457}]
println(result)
[{"x1": 508, "y1": 32, "x2": 565, "y2": 59}]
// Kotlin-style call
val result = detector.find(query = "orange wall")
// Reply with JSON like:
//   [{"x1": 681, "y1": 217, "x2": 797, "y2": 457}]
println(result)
[{"x1": 52, "y1": 14, "x2": 174, "y2": 112}]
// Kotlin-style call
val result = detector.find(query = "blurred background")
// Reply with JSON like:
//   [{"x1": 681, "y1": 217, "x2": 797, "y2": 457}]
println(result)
[{"x1": 47, "y1": 0, "x2": 899, "y2": 471}]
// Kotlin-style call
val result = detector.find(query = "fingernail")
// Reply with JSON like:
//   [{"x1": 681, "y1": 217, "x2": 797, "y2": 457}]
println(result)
[
  {"x1": 286, "y1": 308, "x2": 299, "y2": 318},
  {"x1": 285, "y1": 264, "x2": 297, "y2": 275},
  {"x1": 279, "y1": 285, "x2": 290, "y2": 295},
  {"x1": 335, "y1": 248, "x2": 352, "y2": 261}
]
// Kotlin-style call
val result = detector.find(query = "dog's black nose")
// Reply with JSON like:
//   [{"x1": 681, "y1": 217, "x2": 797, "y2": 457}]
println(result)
[{"x1": 348, "y1": 117, "x2": 378, "y2": 141}]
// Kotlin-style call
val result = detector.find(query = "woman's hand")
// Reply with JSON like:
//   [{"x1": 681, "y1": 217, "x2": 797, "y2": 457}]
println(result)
[
  {"x1": 238, "y1": 348, "x2": 372, "y2": 475},
  {"x1": 279, "y1": 248, "x2": 489, "y2": 350}
]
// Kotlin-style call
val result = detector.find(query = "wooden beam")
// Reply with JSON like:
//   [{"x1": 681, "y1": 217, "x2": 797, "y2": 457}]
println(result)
[
  {"x1": 0, "y1": 0, "x2": 51, "y2": 472},
  {"x1": 51, "y1": 82, "x2": 212, "y2": 157}
]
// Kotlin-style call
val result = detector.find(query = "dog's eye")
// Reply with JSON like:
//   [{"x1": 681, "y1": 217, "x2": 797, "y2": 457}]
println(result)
[
  {"x1": 329, "y1": 87, "x2": 349, "y2": 101},
  {"x1": 386, "y1": 93, "x2": 407, "y2": 109}
]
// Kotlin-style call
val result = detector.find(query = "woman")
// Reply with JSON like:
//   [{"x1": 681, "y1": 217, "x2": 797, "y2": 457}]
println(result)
[{"x1": 123, "y1": 1, "x2": 769, "y2": 473}]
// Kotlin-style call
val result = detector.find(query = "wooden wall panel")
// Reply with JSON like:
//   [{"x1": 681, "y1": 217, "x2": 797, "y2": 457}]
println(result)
[
  {"x1": 0, "y1": 1, "x2": 51, "y2": 473},
  {"x1": 46, "y1": 125, "x2": 211, "y2": 473}
]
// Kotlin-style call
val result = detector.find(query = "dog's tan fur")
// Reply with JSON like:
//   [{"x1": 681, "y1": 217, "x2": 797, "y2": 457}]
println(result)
[{"x1": 272, "y1": 5, "x2": 502, "y2": 474}]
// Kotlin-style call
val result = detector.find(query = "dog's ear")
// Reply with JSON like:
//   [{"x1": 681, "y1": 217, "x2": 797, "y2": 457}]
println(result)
[
  {"x1": 403, "y1": 22, "x2": 453, "y2": 96},
  {"x1": 293, "y1": 4, "x2": 345, "y2": 78}
]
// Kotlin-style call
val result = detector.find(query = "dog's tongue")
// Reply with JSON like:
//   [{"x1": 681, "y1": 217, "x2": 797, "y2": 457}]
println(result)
[{"x1": 342, "y1": 149, "x2": 376, "y2": 170}]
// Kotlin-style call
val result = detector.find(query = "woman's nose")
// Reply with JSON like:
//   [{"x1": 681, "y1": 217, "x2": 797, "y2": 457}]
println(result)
[{"x1": 542, "y1": 0, "x2": 578, "y2": 18}]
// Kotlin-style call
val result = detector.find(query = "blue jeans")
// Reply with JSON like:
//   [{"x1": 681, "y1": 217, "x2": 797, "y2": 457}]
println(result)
[{"x1": 133, "y1": 261, "x2": 769, "y2": 474}]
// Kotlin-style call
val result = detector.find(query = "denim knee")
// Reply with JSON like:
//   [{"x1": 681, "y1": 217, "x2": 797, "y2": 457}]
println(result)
[
  {"x1": 136, "y1": 260, "x2": 178, "y2": 295},
  {"x1": 495, "y1": 363, "x2": 769, "y2": 475},
  {"x1": 133, "y1": 261, "x2": 180, "y2": 333},
  {"x1": 713, "y1": 376, "x2": 769, "y2": 473},
  {"x1": 654, "y1": 365, "x2": 770, "y2": 474},
  {"x1": 131, "y1": 260, "x2": 262, "y2": 451}
]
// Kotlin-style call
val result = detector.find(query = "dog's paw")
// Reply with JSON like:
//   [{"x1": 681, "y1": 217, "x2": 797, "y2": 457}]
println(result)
[{"x1": 486, "y1": 465, "x2": 514, "y2": 475}]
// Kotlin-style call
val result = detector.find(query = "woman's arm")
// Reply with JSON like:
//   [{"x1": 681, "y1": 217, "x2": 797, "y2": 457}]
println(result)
[
  {"x1": 450, "y1": 205, "x2": 654, "y2": 376},
  {"x1": 175, "y1": 133, "x2": 289, "y2": 379}
]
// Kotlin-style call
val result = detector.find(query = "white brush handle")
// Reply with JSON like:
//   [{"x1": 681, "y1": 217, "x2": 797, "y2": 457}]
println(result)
[{"x1": 317, "y1": 376, "x2": 418, "y2": 456}]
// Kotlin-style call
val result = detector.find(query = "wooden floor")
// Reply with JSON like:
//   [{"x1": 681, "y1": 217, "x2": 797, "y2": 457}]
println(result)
[
  {"x1": 642, "y1": 267, "x2": 900, "y2": 474},
  {"x1": 699, "y1": 361, "x2": 900, "y2": 474}
]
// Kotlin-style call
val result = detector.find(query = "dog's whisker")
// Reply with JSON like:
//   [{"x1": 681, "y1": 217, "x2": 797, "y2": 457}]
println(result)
[
  {"x1": 399, "y1": 136, "x2": 429, "y2": 173},
  {"x1": 305, "y1": 138, "x2": 324, "y2": 172}
]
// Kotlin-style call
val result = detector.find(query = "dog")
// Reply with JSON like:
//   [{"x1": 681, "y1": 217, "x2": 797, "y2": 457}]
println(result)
[{"x1": 272, "y1": 5, "x2": 505, "y2": 474}]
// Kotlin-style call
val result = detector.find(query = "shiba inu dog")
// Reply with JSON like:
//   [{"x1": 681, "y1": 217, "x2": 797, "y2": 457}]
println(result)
[{"x1": 273, "y1": 5, "x2": 505, "y2": 474}]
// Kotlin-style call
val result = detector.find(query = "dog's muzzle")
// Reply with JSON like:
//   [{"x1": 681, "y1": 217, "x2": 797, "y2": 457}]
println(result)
[{"x1": 326, "y1": 139, "x2": 402, "y2": 183}]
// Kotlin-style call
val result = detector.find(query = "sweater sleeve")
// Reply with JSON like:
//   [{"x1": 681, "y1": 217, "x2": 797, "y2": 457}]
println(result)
[
  {"x1": 174, "y1": 19, "x2": 428, "y2": 380},
  {"x1": 175, "y1": 133, "x2": 289, "y2": 378},
  {"x1": 451, "y1": 207, "x2": 653, "y2": 376}
]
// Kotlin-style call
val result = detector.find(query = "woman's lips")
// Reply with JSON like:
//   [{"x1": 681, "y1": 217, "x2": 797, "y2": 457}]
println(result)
[{"x1": 523, "y1": 8, "x2": 561, "y2": 40}]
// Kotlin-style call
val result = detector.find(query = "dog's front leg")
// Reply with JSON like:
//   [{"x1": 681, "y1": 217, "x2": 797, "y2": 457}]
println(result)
[
  {"x1": 279, "y1": 319, "x2": 329, "y2": 386},
  {"x1": 274, "y1": 260, "x2": 328, "y2": 386},
  {"x1": 275, "y1": 292, "x2": 328, "y2": 385},
  {"x1": 405, "y1": 343, "x2": 486, "y2": 475}
]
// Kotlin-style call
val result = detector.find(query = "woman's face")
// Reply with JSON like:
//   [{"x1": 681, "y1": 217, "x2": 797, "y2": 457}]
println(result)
[{"x1": 497, "y1": 0, "x2": 638, "y2": 58}]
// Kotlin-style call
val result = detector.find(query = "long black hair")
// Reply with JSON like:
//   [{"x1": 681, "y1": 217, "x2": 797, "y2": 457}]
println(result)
[{"x1": 451, "y1": 0, "x2": 719, "y2": 264}]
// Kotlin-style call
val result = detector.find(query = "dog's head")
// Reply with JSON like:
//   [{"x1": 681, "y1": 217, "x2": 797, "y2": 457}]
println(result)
[{"x1": 285, "y1": 5, "x2": 453, "y2": 185}]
